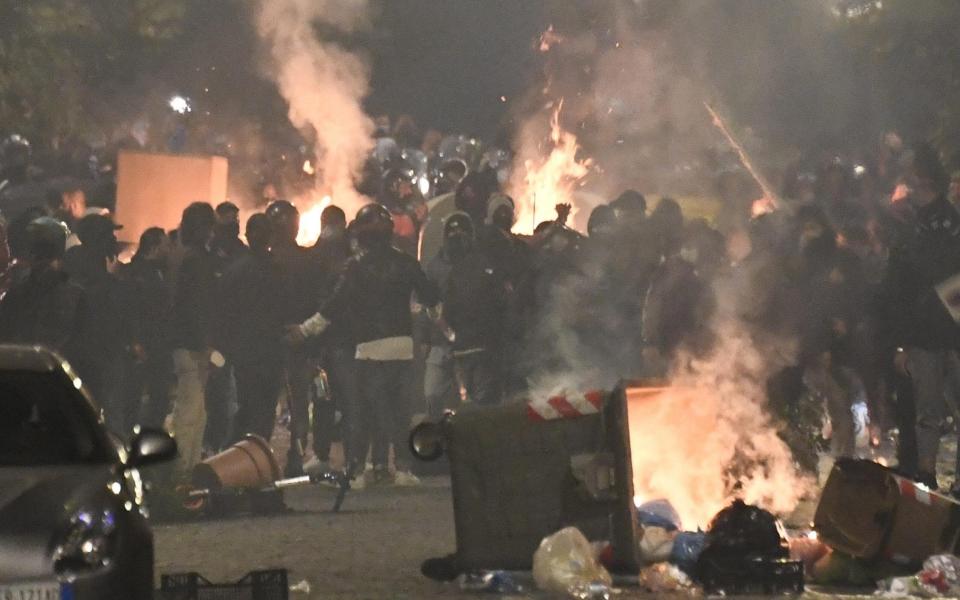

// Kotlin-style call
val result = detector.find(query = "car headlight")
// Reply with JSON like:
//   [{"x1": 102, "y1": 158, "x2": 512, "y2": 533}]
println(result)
[{"x1": 53, "y1": 509, "x2": 116, "y2": 574}]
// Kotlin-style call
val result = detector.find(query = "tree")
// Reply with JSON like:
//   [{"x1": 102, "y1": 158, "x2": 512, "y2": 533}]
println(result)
[{"x1": 0, "y1": 0, "x2": 187, "y2": 145}]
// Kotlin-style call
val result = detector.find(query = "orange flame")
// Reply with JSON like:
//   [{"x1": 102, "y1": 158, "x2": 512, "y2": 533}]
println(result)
[
  {"x1": 295, "y1": 193, "x2": 332, "y2": 246},
  {"x1": 509, "y1": 101, "x2": 592, "y2": 234}
]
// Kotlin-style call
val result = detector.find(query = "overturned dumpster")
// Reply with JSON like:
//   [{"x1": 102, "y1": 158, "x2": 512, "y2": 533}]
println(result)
[
  {"x1": 815, "y1": 458, "x2": 960, "y2": 567},
  {"x1": 413, "y1": 383, "x2": 644, "y2": 573}
]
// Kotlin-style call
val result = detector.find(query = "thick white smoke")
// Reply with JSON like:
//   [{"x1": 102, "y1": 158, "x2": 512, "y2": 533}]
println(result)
[{"x1": 255, "y1": 0, "x2": 374, "y2": 215}]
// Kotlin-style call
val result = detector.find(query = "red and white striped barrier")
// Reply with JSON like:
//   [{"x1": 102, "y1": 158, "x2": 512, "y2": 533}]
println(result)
[
  {"x1": 891, "y1": 474, "x2": 953, "y2": 507},
  {"x1": 527, "y1": 390, "x2": 605, "y2": 421}
]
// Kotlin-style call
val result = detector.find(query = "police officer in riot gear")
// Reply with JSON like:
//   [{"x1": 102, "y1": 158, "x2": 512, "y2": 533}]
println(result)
[{"x1": 289, "y1": 203, "x2": 442, "y2": 485}]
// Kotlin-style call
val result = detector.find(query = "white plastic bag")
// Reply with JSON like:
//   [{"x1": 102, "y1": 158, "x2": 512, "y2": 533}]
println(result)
[
  {"x1": 638, "y1": 525, "x2": 676, "y2": 563},
  {"x1": 533, "y1": 527, "x2": 613, "y2": 596}
]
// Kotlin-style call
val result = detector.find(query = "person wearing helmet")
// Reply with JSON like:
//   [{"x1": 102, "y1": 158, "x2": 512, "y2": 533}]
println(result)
[
  {"x1": 288, "y1": 202, "x2": 441, "y2": 486},
  {"x1": 440, "y1": 213, "x2": 508, "y2": 406},
  {"x1": 0, "y1": 216, "x2": 86, "y2": 362},
  {"x1": 267, "y1": 199, "x2": 322, "y2": 476}
]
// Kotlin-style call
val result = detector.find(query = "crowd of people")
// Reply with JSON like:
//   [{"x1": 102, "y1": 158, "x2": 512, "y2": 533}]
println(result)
[{"x1": 1, "y1": 125, "x2": 960, "y2": 496}]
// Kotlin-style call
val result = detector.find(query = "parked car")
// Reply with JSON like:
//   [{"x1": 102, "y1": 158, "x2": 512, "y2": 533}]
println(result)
[{"x1": 0, "y1": 345, "x2": 176, "y2": 599}]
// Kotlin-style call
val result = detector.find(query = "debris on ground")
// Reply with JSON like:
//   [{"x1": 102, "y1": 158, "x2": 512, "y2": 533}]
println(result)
[
  {"x1": 458, "y1": 570, "x2": 524, "y2": 594},
  {"x1": 878, "y1": 554, "x2": 960, "y2": 598},
  {"x1": 532, "y1": 527, "x2": 613, "y2": 598},
  {"x1": 289, "y1": 578, "x2": 311, "y2": 594},
  {"x1": 637, "y1": 562, "x2": 694, "y2": 593}
]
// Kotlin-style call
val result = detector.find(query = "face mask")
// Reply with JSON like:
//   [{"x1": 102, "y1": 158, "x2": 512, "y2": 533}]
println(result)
[{"x1": 445, "y1": 233, "x2": 471, "y2": 259}]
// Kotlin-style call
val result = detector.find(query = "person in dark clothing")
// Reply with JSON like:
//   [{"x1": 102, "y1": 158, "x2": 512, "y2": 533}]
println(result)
[
  {"x1": 220, "y1": 213, "x2": 284, "y2": 443},
  {"x1": 290, "y1": 203, "x2": 443, "y2": 485},
  {"x1": 881, "y1": 144, "x2": 960, "y2": 490},
  {"x1": 204, "y1": 201, "x2": 246, "y2": 452},
  {"x1": 268, "y1": 200, "x2": 321, "y2": 476},
  {"x1": 306, "y1": 204, "x2": 359, "y2": 475},
  {"x1": 120, "y1": 227, "x2": 173, "y2": 429},
  {"x1": 168, "y1": 202, "x2": 219, "y2": 479},
  {"x1": 421, "y1": 215, "x2": 463, "y2": 418},
  {"x1": 442, "y1": 213, "x2": 508, "y2": 406},
  {"x1": 63, "y1": 213, "x2": 133, "y2": 434},
  {"x1": 0, "y1": 217, "x2": 86, "y2": 364},
  {"x1": 211, "y1": 201, "x2": 246, "y2": 261}
]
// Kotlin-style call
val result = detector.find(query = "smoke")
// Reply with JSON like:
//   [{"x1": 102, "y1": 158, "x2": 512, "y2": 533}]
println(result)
[
  {"x1": 255, "y1": 0, "x2": 375, "y2": 216},
  {"x1": 513, "y1": 0, "x2": 866, "y2": 208},
  {"x1": 628, "y1": 279, "x2": 813, "y2": 528}
]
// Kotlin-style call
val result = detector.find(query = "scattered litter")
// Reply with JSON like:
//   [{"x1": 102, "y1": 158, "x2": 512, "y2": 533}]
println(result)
[
  {"x1": 878, "y1": 554, "x2": 960, "y2": 597},
  {"x1": 458, "y1": 570, "x2": 524, "y2": 594},
  {"x1": 635, "y1": 498, "x2": 681, "y2": 531},
  {"x1": 669, "y1": 530, "x2": 707, "y2": 575},
  {"x1": 637, "y1": 563, "x2": 693, "y2": 593},
  {"x1": 789, "y1": 532, "x2": 830, "y2": 572},
  {"x1": 532, "y1": 527, "x2": 612, "y2": 598},
  {"x1": 290, "y1": 579, "x2": 311, "y2": 594},
  {"x1": 638, "y1": 525, "x2": 676, "y2": 563}
]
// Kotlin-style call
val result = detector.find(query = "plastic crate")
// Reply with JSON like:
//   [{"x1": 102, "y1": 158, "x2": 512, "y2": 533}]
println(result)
[{"x1": 158, "y1": 569, "x2": 288, "y2": 600}]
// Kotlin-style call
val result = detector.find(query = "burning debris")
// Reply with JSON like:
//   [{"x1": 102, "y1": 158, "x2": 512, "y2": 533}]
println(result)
[{"x1": 508, "y1": 101, "x2": 594, "y2": 234}]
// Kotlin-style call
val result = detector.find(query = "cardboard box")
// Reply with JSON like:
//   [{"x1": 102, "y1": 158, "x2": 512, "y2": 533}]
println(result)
[
  {"x1": 814, "y1": 458, "x2": 960, "y2": 565},
  {"x1": 114, "y1": 151, "x2": 228, "y2": 243}
]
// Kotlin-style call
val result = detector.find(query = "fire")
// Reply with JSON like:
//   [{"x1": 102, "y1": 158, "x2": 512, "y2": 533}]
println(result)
[
  {"x1": 509, "y1": 101, "x2": 592, "y2": 234},
  {"x1": 625, "y1": 319, "x2": 812, "y2": 529},
  {"x1": 295, "y1": 194, "x2": 332, "y2": 246}
]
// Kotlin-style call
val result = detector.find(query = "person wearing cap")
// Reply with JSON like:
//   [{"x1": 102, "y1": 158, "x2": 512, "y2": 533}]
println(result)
[{"x1": 63, "y1": 213, "x2": 134, "y2": 433}]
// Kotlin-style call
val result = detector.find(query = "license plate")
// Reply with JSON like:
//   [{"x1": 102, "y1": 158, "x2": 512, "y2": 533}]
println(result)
[{"x1": 0, "y1": 583, "x2": 63, "y2": 600}]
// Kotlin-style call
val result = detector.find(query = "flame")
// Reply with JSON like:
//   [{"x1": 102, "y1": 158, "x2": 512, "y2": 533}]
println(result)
[
  {"x1": 295, "y1": 193, "x2": 332, "y2": 246},
  {"x1": 509, "y1": 101, "x2": 592, "y2": 234}
]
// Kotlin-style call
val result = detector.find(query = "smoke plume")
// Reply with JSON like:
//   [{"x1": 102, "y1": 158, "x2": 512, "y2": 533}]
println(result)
[{"x1": 255, "y1": 0, "x2": 374, "y2": 215}]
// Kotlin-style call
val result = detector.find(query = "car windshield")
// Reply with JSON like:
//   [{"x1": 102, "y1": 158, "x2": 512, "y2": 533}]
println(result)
[{"x1": 0, "y1": 370, "x2": 113, "y2": 466}]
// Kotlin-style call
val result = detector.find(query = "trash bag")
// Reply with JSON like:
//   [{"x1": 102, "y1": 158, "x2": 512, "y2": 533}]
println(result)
[
  {"x1": 700, "y1": 499, "x2": 788, "y2": 559},
  {"x1": 636, "y1": 498, "x2": 681, "y2": 531},
  {"x1": 638, "y1": 526, "x2": 676, "y2": 563},
  {"x1": 669, "y1": 531, "x2": 707, "y2": 575},
  {"x1": 532, "y1": 527, "x2": 613, "y2": 597},
  {"x1": 696, "y1": 500, "x2": 804, "y2": 595}
]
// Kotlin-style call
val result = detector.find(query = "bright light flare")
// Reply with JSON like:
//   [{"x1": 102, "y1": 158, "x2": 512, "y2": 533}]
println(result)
[
  {"x1": 302, "y1": 160, "x2": 315, "y2": 175},
  {"x1": 509, "y1": 101, "x2": 592, "y2": 234},
  {"x1": 168, "y1": 95, "x2": 191, "y2": 114},
  {"x1": 296, "y1": 194, "x2": 332, "y2": 246}
]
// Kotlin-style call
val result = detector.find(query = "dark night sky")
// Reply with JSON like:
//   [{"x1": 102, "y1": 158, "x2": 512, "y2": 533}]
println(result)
[{"x1": 365, "y1": 0, "x2": 549, "y2": 138}]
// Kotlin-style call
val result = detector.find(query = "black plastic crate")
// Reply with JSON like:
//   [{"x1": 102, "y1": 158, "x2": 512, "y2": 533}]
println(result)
[{"x1": 158, "y1": 569, "x2": 288, "y2": 600}]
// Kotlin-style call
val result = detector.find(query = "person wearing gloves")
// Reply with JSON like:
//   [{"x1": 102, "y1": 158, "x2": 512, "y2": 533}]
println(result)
[{"x1": 287, "y1": 203, "x2": 447, "y2": 486}]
